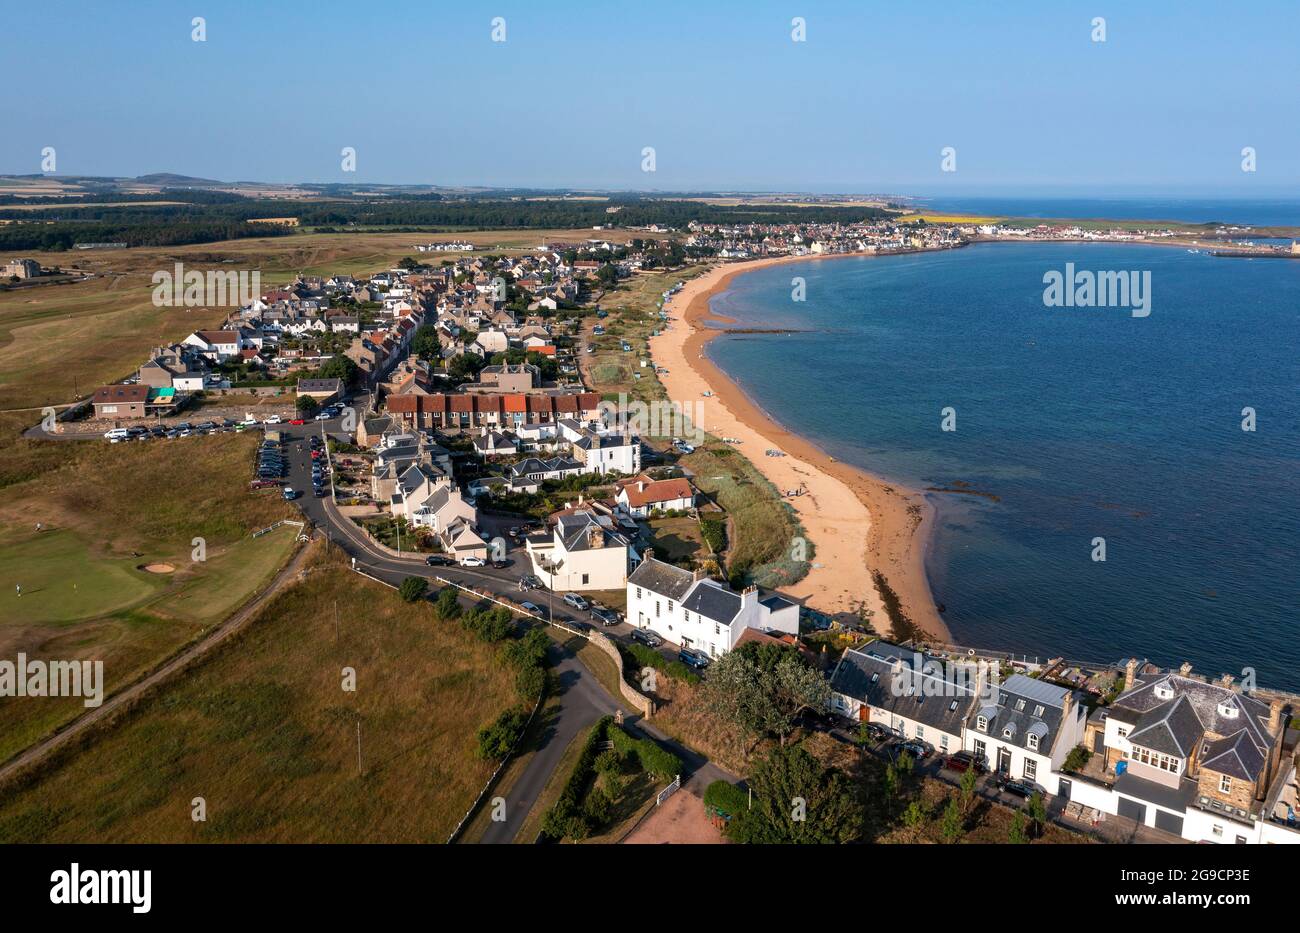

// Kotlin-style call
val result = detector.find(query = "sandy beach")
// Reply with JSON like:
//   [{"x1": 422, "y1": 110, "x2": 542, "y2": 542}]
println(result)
[{"x1": 648, "y1": 256, "x2": 949, "y2": 641}]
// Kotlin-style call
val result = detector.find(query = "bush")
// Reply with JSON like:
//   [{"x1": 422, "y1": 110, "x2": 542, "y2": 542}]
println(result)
[
  {"x1": 583, "y1": 786, "x2": 612, "y2": 825},
  {"x1": 514, "y1": 662, "x2": 547, "y2": 702},
  {"x1": 398, "y1": 576, "x2": 428, "y2": 603},
  {"x1": 434, "y1": 586, "x2": 461, "y2": 619},
  {"x1": 594, "y1": 749, "x2": 623, "y2": 777},
  {"x1": 476, "y1": 708, "x2": 529, "y2": 760},
  {"x1": 1062, "y1": 745, "x2": 1092, "y2": 772},
  {"x1": 700, "y1": 515, "x2": 726, "y2": 553},
  {"x1": 621, "y1": 642, "x2": 700, "y2": 686},
  {"x1": 464, "y1": 606, "x2": 514, "y2": 643},
  {"x1": 703, "y1": 779, "x2": 748, "y2": 819}
]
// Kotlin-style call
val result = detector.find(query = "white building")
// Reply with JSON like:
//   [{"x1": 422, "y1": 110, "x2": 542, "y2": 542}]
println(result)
[
  {"x1": 526, "y1": 509, "x2": 633, "y2": 592},
  {"x1": 625, "y1": 554, "x2": 799, "y2": 658},
  {"x1": 963, "y1": 674, "x2": 1087, "y2": 796}
]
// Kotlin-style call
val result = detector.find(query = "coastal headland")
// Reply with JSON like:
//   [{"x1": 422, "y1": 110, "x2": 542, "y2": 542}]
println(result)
[{"x1": 649, "y1": 255, "x2": 950, "y2": 642}]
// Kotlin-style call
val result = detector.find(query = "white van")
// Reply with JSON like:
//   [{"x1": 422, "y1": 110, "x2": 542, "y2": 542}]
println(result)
[{"x1": 104, "y1": 428, "x2": 130, "y2": 441}]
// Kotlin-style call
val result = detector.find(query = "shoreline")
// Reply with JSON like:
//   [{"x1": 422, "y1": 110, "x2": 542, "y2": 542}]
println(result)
[{"x1": 648, "y1": 253, "x2": 950, "y2": 642}]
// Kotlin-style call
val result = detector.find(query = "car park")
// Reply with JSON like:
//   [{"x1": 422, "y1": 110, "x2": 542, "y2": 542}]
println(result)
[
  {"x1": 630, "y1": 628, "x2": 662, "y2": 647},
  {"x1": 562, "y1": 593, "x2": 589, "y2": 611},
  {"x1": 678, "y1": 648, "x2": 711, "y2": 670}
]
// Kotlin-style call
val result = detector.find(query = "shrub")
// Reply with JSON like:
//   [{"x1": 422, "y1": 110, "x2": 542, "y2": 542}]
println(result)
[
  {"x1": 434, "y1": 586, "x2": 461, "y2": 619},
  {"x1": 1062, "y1": 745, "x2": 1092, "y2": 773},
  {"x1": 514, "y1": 663, "x2": 547, "y2": 702},
  {"x1": 397, "y1": 576, "x2": 428, "y2": 603},
  {"x1": 594, "y1": 749, "x2": 623, "y2": 777},
  {"x1": 703, "y1": 779, "x2": 748, "y2": 819},
  {"x1": 476, "y1": 708, "x2": 529, "y2": 760}
]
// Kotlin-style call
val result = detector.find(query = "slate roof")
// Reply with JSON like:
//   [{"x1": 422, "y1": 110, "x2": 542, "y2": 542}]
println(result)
[
  {"x1": 682, "y1": 582, "x2": 742, "y2": 627},
  {"x1": 971, "y1": 673, "x2": 1079, "y2": 757},
  {"x1": 627, "y1": 557, "x2": 695, "y2": 601},
  {"x1": 555, "y1": 511, "x2": 629, "y2": 552},
  {"x1": 830, "y1": 641, "x2": 979, "y2": 739},
  {"x1": 1109, "y1": 673, "x2": 1276, "y2": 780}
]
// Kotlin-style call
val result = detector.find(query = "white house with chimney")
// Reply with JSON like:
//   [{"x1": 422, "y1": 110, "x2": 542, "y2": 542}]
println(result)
[
  {"x1": 526, "y1": 508, "x2": 633, "y2": 591},
  {"x1": 625, "y1": 553, "x2": 799, "y2": 658}
]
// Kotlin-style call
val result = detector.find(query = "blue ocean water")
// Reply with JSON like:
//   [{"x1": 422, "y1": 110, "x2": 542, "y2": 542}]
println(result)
[
  {"x1": 706, "y1": 243, "x2": 1300, "y2": 688},
  {"x1": 908, "y1": 196, "x2": 1300, "y2": 227}
]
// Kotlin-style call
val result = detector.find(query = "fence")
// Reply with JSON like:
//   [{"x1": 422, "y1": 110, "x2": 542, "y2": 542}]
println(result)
[
  {"x1": 446, "y1": 689, "x2": 546, "y2": 844},
  {"x1": 251, "y1": 519, "x2": 305, "y2": 539},
  {"x1": 656, "y1": 774, "x2": 682, "y2": 806}
]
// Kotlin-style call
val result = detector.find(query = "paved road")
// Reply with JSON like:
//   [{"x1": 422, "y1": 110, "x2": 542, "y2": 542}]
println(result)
[{"x1": 273, "y1": 418, "x2": 736, "y2": 843}]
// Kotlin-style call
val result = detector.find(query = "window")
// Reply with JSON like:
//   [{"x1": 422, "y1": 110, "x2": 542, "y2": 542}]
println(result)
[
  {"x1": 1027, "y1": 733, "x2": 1039, "y2": 752},
  {"x1": 1023, "y1": 759, "x2": 1037, "y2": 781},
  {"x1": 1219, "y1": 775, "x2": 1232, "y2": 794},
  {"x1": 668, "y1": 600, "x2": 674, "y2": 613},
  {"x1": 683, "y1": 612, "x2": 690, "y2": 623},
  {"x1": 1015, "y1": 699, "x2": 1025, "y2": 711},
  {"x1": 949, "y1": 699, "x2": 959, "y2": 711},
  {"x1": 1003, "y1": 727, "x2": 1014, "y2": 739},
  {"x1": 939, "y1": 735, "x2": 949, "y2": 752},
  {"x1": 581, "y1": 574, "x2": 589, "y2": 585},
  {"x1": 870, "y1": 673, "x2": 879, "y2": 684},
  {"x1": 1117, "y1": 727, "x2": 1128, "y2": 739},
  {"x1": 1033, "y1": 705, "x2": 1044, "y2": 717},
  {"x1": 714, "y1": 623, "x2": 720, "y2": 635},
  {"x1": 1212, "y1": 824, "x2": 1224, "y2": 838},
  {"x1": 973, "y1": 739, "x2": 986, "y2": 761},
  {"x1": 915, "y1": 725, "x2": 924, "y2": 739},
  {"x1": 655, "y1": 601, "x2": 660, "y2": 618},
  {"x1": 636, "y1": 587, "x2": 642, "y2": 600},
  {"x1": 976, "y1": 716, "x2": 988, "y2": 732}
]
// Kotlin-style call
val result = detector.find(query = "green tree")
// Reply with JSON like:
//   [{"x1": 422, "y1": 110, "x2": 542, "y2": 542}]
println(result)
[
  {"x1": 398, "y1": 576, "x2": 428, "y2": 603},
  {"x1": 476, "y1": 709, "x2": 528, "y2": 759},
  {"x1": 940, "y1": 796, "x2": 964, "y2": 843},
  {"x1": 959, "y1": 766, "x2": 979, "y2": 813},
  {"x1": 411, "y1": 323, "x2": 441, "y2": 362},
  {"x1": 317, "y1": 353, "x2": 359, "y2": 388},
  {"x1": 434, "y1": 585, "x2": 461, "y2": 618},
  {"x1": 1009, "y1": 810, "x2": 1029, "y2": 844},
  {"x1": 295, "y1": 395, "x2": 319, "y2": 416},
  {"x1": 730, "y1": 745, "x2": 863, "y2": 844},
  {"x1": 703, "y1": 644, "x2": 831, "y2": 750},
  {"x1": 1026, "y1": 792, "x2": 1047, "y2": 839}
]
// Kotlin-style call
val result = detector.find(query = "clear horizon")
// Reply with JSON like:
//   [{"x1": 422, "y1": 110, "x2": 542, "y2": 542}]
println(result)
[{"x1": 6, "y1": 0, "x2": 1300, "y2": 192}]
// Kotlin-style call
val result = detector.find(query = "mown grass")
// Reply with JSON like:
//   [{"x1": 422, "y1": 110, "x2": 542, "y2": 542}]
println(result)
[{"x1": 0, "y1": 549, "x2": 518, "y2": 842}]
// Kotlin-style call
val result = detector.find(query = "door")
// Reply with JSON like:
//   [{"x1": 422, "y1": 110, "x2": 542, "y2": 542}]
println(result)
[
  {"x1": 1154, "y1": 809, "x2": 1184, "y2": 836},
  {"x1": 997, "y1": 747, "x2": 1012, "y2": 774},
  {"x1": 1117, "y1": 797, "x2": 1147, "y2": 825},
  {"x1": 858, "y1": 705, "x2": 869, "y2": 723},
  {"x1": 1092, "y1": 730, "x2": 1105, "y2": 754},
  {"x1": 1058, "y1": 778, "x2": 1072, "y2": 801}
]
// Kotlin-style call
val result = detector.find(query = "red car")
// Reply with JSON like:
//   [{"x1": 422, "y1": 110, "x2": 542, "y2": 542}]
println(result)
[
  {"x1": 944, "y1": 751, "x2": 988, "y2": 774},
  {"x1": 289, "y1": 418, "x2": 306, "y2": 426}
]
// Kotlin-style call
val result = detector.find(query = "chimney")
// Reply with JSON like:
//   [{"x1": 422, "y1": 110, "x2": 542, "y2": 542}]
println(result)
[
  {"x1": 1269, "y1": 699, "x2": 1283, "y2": 736},
  {"x1": 1179, "y1": 662, "x2": 1193, "y2": 677},
  {"x1": 1125, "y1": 657, "x2": 1138, "y2": 688},
  {"x1": 643, "y1": 548, "x2": 654, "y2": 563},
  {"x1": 1061, "y1": 690, "x2": 1073, "y2": 722},
  {"x1": 589, "y1": 526, "x2": 604, "y2": 549},
  {"x1": 1220, "y1": 673, "x2": 1235, "y2": 690}
]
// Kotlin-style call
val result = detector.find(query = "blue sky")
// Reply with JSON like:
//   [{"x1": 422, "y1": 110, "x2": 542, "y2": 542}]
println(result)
[{"x1": 6, "y1": 0, "x2": 1300, "y2": 194}]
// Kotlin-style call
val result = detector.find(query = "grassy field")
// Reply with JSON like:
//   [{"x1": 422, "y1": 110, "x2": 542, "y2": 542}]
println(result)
[
  {"x1": 0, "y1": 432, "x2": 297, "y2": 762},
  {"x1": 643, "y1": 516, "x2": 705, "y2": 564},
  {"x1": 0, "y1": 549, "x2": 519, "y2": 842}
]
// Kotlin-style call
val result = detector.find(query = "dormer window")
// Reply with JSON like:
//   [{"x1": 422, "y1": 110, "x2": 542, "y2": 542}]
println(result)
[
  {"x1": 1003, "y1": 727, "x2": 1014, "y2": 739},
  {"x1": 1033, "y1": 705, "x2": 1044, "y2": 717},
  {"x1": 949, "y1": 700, "x2": 959, "y2": 711},
  {"x1": 870, "y1": 673, "x2": 879, "y2": 684},
  {"x1": 1027, "y1": 733, "x2": 1039, "y2": 751},
  {"x1": 1217, "y1": 702, "x2": 1238, "y2": 719},
  {"x1": 1154, "y1": 683, "x2": 1174, "y2": 700},
  {"x1": 1015, "y1": 699, "x2": 1025, "y2": 711},
  {"x1": 976, "y1": 716, "x2": 988, "y2": 732},
  {"x1": 1219, "y1": 775, "x2": 1232, "y2": 794}
]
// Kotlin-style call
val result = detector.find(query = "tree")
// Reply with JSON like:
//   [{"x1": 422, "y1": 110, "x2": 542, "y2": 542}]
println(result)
[
  {"x1": 448, "y1": 352, "x2": 483, "y2": 383},
  {"x1": 1008, "y1": 810, "x2": 1029, "y2": 844},
  {"x1": 939, "y1": 796, "x2": 964, "y2": 843},
  {"x1": 959, "y1": 766, "x2": 979, "y2": 813},
  {"x1": 1026, "y1": 792, "x2": 1047, "y2": 839},
  {"x1": 434, "y1": 585, "x2": 461, "y2": 618},
  {"x1": 595, "y1": 263, "x2": 619, "y2": 287},
  {"x1": 295, "y1": 395, "x2": 319, "y2": 416},
  {"x1": 730, "y1": 745, "x2": 863, "y2": 844},
  {"x1": 476, "y1": 709, "x2": 528, "y2": 759},
  {"x1": 317, "y1": 353, "x2": 359, "y2": 388},
  {"x1": 411, "y1": 323, "x2": 441, "y2": 362},
  {"x1": 398, "y1": 576, "x2": 428, "y2": 603},
  {"x1": 703, "y1": 644, "x2": 831, "y2": 750}
]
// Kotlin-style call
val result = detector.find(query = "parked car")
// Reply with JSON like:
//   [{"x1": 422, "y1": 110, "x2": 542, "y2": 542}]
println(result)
[
  {"x1": 104, "y1": 428, "x2": 129, "y2": 440},
  {"x1": 490, "y1": 558, "x2": 511, "y2": 570},
  {"x1": 590, "y1": 606, "x2": 620, "y2": 626},
  {"x1": 944, "y1": 751, "x2": 988, "y2": 775},
  {"x1": 263, "y1": 415, "x2": 282, "y2": 425},
  {"x1": 518, "y1": 574, "x2": 541, "y2": 591},
  {"x1": 282, "y1": 487, "x2": 299, "y2": 501},
  {"x1": 566, "y1": 619, "x2": 591, "y2": 634},
  {"x1": 899, "y1": 740, "x2": 932, "y2": 760},
  {"x1": 861, "y1": 722, "x2": 896, "y2": 743},
  {"x1": 993, "y1": 775, "x2": 1038, "y2": 799},
  {"x1": 519, "y1": 601, "x2": 542, "y2": 615},
  {"x1": 630, "y1": 628, "x2": 662, "y2": 647},
  {"x1": 313, "y1": 487, "x2": 327, "y2": 498},
  {"x1": 289, "y1": 418, "x2": 306, "y2": 426},
  {"x1": 678, "y1": 648, "x2": 711, "y2": 670},
  {"x1": 459, "y1": 555, "x2": 486, "y2": 567},
  {"x1": 562, "y1": 593, "x2": 589, "y2": 611},
  {"x1": 424, "y1": 554, "x2": 454, "y2": 567}
]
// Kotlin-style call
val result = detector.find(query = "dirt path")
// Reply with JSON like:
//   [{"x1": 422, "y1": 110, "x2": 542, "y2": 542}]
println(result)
[{"x1": 0, "y1": 539, "x2": 314, "y2": 790}]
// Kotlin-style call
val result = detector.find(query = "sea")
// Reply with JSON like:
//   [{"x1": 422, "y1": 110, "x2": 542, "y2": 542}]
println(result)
[
  {"x1": 704, "y1": 242, "x2": 1300, "y2": 689},
  {"x1": 907, "y1": 195, "x2": 1300, "y2": 228}
]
